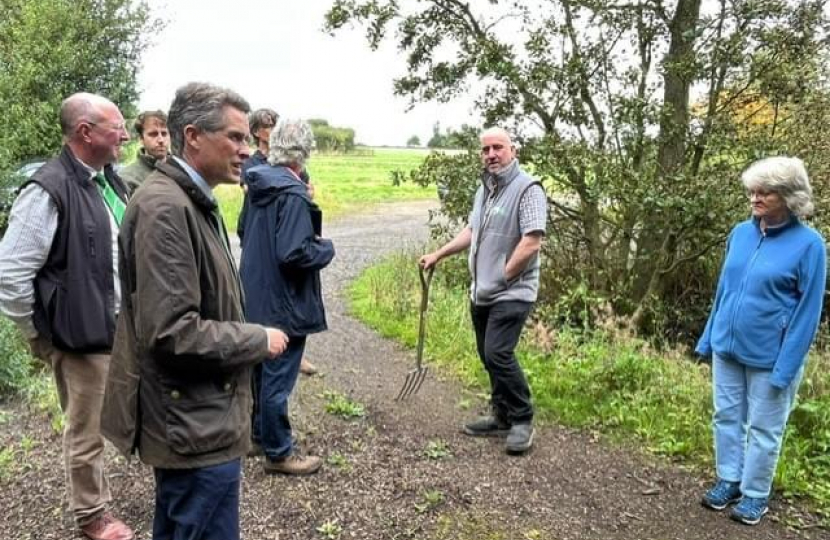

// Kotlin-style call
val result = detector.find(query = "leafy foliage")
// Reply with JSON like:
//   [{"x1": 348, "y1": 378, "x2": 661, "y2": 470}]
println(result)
[
  {"x1": 0, "y1": 317, "x2": 36, "y2": 396},
  {"x1": 426, "y1": 122, "x2": 478, "y2": 149},
  {"x1": 0, "y1": 166, "x2": 28, "y2": 236},
  {"x1": 309, "y1": 118, "x2": 356, "y2": 152},
  {"x1": 0, "y1": 0, "x2": 160, "y2": 168},
  {"x1": 327, "y1": 0, "x2": 830, "y2": 344},
  {"x1": 323, "y1": 390, "x2": 366, "y2": 419}
]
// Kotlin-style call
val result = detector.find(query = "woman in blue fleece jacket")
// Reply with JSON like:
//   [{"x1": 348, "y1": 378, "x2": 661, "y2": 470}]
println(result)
[{"x1": 696, "y1": 157, "x2": 826, "y2": 525}]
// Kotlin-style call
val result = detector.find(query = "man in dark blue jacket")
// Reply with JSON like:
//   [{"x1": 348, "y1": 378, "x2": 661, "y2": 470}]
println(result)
[{"x1": 239, "y1": 119, "x2": 334, "y2": 475}]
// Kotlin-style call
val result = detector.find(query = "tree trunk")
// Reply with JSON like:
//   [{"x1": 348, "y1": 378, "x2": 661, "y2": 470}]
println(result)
[{"x1": 630, "y1": 0, "x2": 702, "y2": 329}]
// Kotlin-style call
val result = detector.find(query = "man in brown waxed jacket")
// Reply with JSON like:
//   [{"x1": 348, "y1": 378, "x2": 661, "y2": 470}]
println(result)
[{"x1": 101, "y1": 82, "x2": 289, "y2": 540}]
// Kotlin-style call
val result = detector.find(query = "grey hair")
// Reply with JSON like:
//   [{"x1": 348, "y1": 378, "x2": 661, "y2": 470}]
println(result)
[
  {"x1": 167, "y1": 82, "x2": 250, "y2": 157},
  {"x1": 268, "y1": 119, "x2": 315, "y2": 168},
  {"x1": 741, "y1": 156, "x2": 814, "y2": 218},
  {"x1": 249, "y1": 108, "x2": 279, "y2": 145}
]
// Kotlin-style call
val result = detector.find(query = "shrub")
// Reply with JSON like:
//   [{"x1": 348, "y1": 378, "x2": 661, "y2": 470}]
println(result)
[{"x1": 0, "y1": 317, "x2": 37, "y2": 396}]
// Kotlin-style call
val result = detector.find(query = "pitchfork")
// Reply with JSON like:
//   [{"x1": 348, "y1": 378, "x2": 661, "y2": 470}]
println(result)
[{"x1": 395, "y1": 265, "x2": 434, "y2": 400}]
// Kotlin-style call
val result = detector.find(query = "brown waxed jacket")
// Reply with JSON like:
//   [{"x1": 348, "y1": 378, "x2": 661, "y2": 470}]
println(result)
[{"x1": 102, "y1": 159, "x2": 269, "y2": 469}]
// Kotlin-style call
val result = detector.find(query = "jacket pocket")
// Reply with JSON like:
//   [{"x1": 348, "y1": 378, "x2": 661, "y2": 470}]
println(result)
[
  {"x1": 165, "y1": 385, "x2": 244, "y2": 456},
  {"x1": 51, "y1": 278, "x2": 110, "y2": 350},
  {"x1": 475, "y1": 252, "x2": 508, "y2": 301}
]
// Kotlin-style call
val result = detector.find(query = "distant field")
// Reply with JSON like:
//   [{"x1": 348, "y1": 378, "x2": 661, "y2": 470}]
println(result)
[{"x1": 215, "y1": 147, "x2": 434, "y2": 232}]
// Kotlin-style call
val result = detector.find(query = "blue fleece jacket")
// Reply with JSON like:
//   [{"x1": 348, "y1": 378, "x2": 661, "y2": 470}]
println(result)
[{"x1": 696, "y1": 217, "x2": 826, "y2": 389}]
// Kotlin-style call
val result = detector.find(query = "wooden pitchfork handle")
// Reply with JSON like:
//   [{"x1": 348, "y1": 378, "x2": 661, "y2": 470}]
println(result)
[{"x1": 416, "y1": 265, "x2": 434, "y2": 369}]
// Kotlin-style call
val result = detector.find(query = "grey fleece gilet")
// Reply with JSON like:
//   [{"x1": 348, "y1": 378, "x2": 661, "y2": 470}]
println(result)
[{"x1": 468, "y1": 160, "x2": 543, "y2": 306}]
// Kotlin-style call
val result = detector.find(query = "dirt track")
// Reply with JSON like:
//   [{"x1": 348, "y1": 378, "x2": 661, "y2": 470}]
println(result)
[{"x1": 0, "y1": 199, "x2": 827, "y2": 539}]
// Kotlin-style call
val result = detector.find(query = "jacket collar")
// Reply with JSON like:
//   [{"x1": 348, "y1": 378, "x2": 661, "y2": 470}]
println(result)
[
  {"x1": 751, "y1": 214, "x2": 798, "y2": 237},
  {"x1": 155, "y1": 159, "x2": 218, "y2": 212},
  {"x1": 59, "y1": 145, "x2": 95, "y2": 185},
  {"x1": 137, "y1": 148, "x2": 168, "y2": 168},
  {"x1": 482, "y1": 159, "x2": 520, "y2": 190}
]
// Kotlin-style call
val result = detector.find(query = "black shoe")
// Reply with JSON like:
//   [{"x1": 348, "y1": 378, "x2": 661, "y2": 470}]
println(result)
[
  {"x1": 462, "y1": 416, "x2": 511, "y2": 437},
  {"x1": 505, "y1": 423, "x2": 534, "y2": 454}
]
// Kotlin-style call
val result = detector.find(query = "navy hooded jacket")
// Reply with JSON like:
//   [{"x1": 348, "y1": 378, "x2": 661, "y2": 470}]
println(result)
[{"x1": 239, "y1": 164, "x2": 334, "y2": 337}]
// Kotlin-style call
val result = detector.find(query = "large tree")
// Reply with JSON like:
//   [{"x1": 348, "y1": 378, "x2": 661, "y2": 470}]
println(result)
[
  {"x1": 326, "y1": 0, "x2": 830, "y2": 338},
  {"x1": 0, "y1": 0, "x2": 159, "y2": 167}
]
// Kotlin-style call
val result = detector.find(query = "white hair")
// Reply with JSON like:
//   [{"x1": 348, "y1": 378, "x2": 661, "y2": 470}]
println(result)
[
  {"x1": 268, "y1": 119, "x2": 315, "y2": 169},
  {"x1": 741, "y1": 156, "x2": 814, "y2": 218}
]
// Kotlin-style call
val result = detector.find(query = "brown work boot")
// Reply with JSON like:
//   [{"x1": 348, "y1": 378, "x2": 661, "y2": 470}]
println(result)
[
  {"x1": 80, "y1": 512, "x2": 134, "y2": 540},
  {"x1": 264, "y1": 454, "x2": 323, "y2": 476},
  {"x1": 299, "y1": 357, "x2": 318, "y2": 375}
]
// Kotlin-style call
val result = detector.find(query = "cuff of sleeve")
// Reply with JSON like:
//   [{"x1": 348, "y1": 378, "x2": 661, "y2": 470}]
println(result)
[
  {"x1": 769, "y1": 374, "x2": 790, "y2": 390},
  {"x1": 694, "y1": 345, "x2": 711, "y2": 358}
]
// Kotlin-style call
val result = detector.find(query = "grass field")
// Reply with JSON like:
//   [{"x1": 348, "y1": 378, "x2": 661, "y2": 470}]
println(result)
[{"x1": 215, "y1": 147, "x2": 434, "y2": 232}]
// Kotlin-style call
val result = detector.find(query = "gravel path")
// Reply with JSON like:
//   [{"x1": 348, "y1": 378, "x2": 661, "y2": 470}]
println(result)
[{"x1": 0, "y1": 199, "x2": 827, "y2": 539}]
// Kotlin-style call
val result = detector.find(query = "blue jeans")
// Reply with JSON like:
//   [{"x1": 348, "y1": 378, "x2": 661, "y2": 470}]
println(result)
[
  {"x1": 712, "y1": 354, "x2": 803, "y2": 498},
  {"x1": 152, "y1": 459, "x2": 241, "y2": 540},
  {"x1": 256, "y1": 335, "x2": 306, "y2": 460}
]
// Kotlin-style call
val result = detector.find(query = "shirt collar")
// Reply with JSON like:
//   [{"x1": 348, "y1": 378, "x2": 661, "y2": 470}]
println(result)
[
  {"x1": 171, "y1": 156, "x2": 215, "y2": 202},
  {"x1": 75, "y1": 158, "x2": 99, "y2": 179}
]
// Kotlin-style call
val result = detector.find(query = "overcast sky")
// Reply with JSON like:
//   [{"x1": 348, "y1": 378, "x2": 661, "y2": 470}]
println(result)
[{"x1": 137, "y1": 0, "x2": 480, "y2": 146}]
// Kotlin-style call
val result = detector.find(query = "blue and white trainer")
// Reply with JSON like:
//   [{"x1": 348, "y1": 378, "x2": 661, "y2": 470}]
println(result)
[
  {"x1": 701, "y1": 479, "x2": 741, "y2": 510},
  {"x1": 730, "y1": 496, "x2": 769, "y2": 525}
]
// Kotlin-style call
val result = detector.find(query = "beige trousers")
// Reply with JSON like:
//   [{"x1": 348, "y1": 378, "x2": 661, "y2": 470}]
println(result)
[{"x1": 35, "y1": 336, "x2": 112, "y2": 526}]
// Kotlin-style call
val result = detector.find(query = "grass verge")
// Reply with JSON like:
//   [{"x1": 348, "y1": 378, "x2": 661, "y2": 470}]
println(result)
[
  {"x1": 0, "y1": 317, "x2": 63, "y2": 432},
  {"x1": 347, "y1": 250, "x2": 830, "y2": 517}
]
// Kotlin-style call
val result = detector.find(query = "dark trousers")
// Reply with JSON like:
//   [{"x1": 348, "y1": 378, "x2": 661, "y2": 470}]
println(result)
[
  {"x1": 256, "y1": 335, "x2": 306, "y2": 460},
  {"x1": 152, "y1": 459, "x2": 241, "y2": 540},
  {"x1": 470, "y1": 301, "x2": 534, "y2": 424}
]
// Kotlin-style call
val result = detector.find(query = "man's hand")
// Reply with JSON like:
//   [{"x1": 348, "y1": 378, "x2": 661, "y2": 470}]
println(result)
[
  {"x1": 306, "y1": 181, "x2": 315, "y2": 200},
  {"x1": 265, "y1": 328, "x2": 289, "y2": 358},
  {"x1": 27, "y1": 337, "x2": 49, "y2": 362},
  {"x1": 419, "y1": 252, "x2": 440, "y2": 270}
]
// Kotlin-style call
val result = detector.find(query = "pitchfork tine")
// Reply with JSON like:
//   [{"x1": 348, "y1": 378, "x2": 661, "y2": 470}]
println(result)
[{"x1": 395, "y1": 265, "x2": 433, "y2": 401}]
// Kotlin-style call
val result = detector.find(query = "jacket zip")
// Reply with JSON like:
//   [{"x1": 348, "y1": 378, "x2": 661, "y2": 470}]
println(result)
[
  {"x1": 472, "y1": 182, "x2": 501, "y2": 304},
  {"x1": 728, "y1": 230, "x2": 766, "y2": 356}
]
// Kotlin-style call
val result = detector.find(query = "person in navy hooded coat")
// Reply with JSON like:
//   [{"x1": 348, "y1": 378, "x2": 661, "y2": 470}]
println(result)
[{"x1": 239, "y1": 119, "x2": 335, "y2": 475}]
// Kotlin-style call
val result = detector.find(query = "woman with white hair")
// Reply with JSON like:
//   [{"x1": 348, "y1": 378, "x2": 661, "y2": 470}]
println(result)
[
  {"x1": 696, "y1": 156, "x2": 826, "y2": 525},
  {"x1": 238, "y1": 119, "x2": 335, "y2": 476}
]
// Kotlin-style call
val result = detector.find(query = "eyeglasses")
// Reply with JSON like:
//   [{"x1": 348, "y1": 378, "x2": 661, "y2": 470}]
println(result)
[
  {"x1": 86, "y1": 121, "x2": 127, "y2": 132},
  {"x1": 747, "y1": 189, "x2": 776, "y2": 199},
  {"x1": 212, "y1": 128, "x2": 252, "y2": 147}
]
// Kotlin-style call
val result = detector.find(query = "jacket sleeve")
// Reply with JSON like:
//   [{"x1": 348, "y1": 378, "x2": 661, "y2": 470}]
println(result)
[
  {"x1": 133, "y1": 198, "x2": 269, "y2": 373},
  {"x1": 695, "y1": 231, "x2": 734, "y2": 358},
  {"x1": 273, "y1": 195, "x2": 335, "y2": 272},
  {"x1": 770, "y1": 237, "x2": 827, "y2": 389}
]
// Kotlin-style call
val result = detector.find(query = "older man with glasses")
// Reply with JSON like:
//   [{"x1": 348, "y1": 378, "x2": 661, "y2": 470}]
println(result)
[{"x1": 0, "y1": 93, "x2": 133, "y2": 540}]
